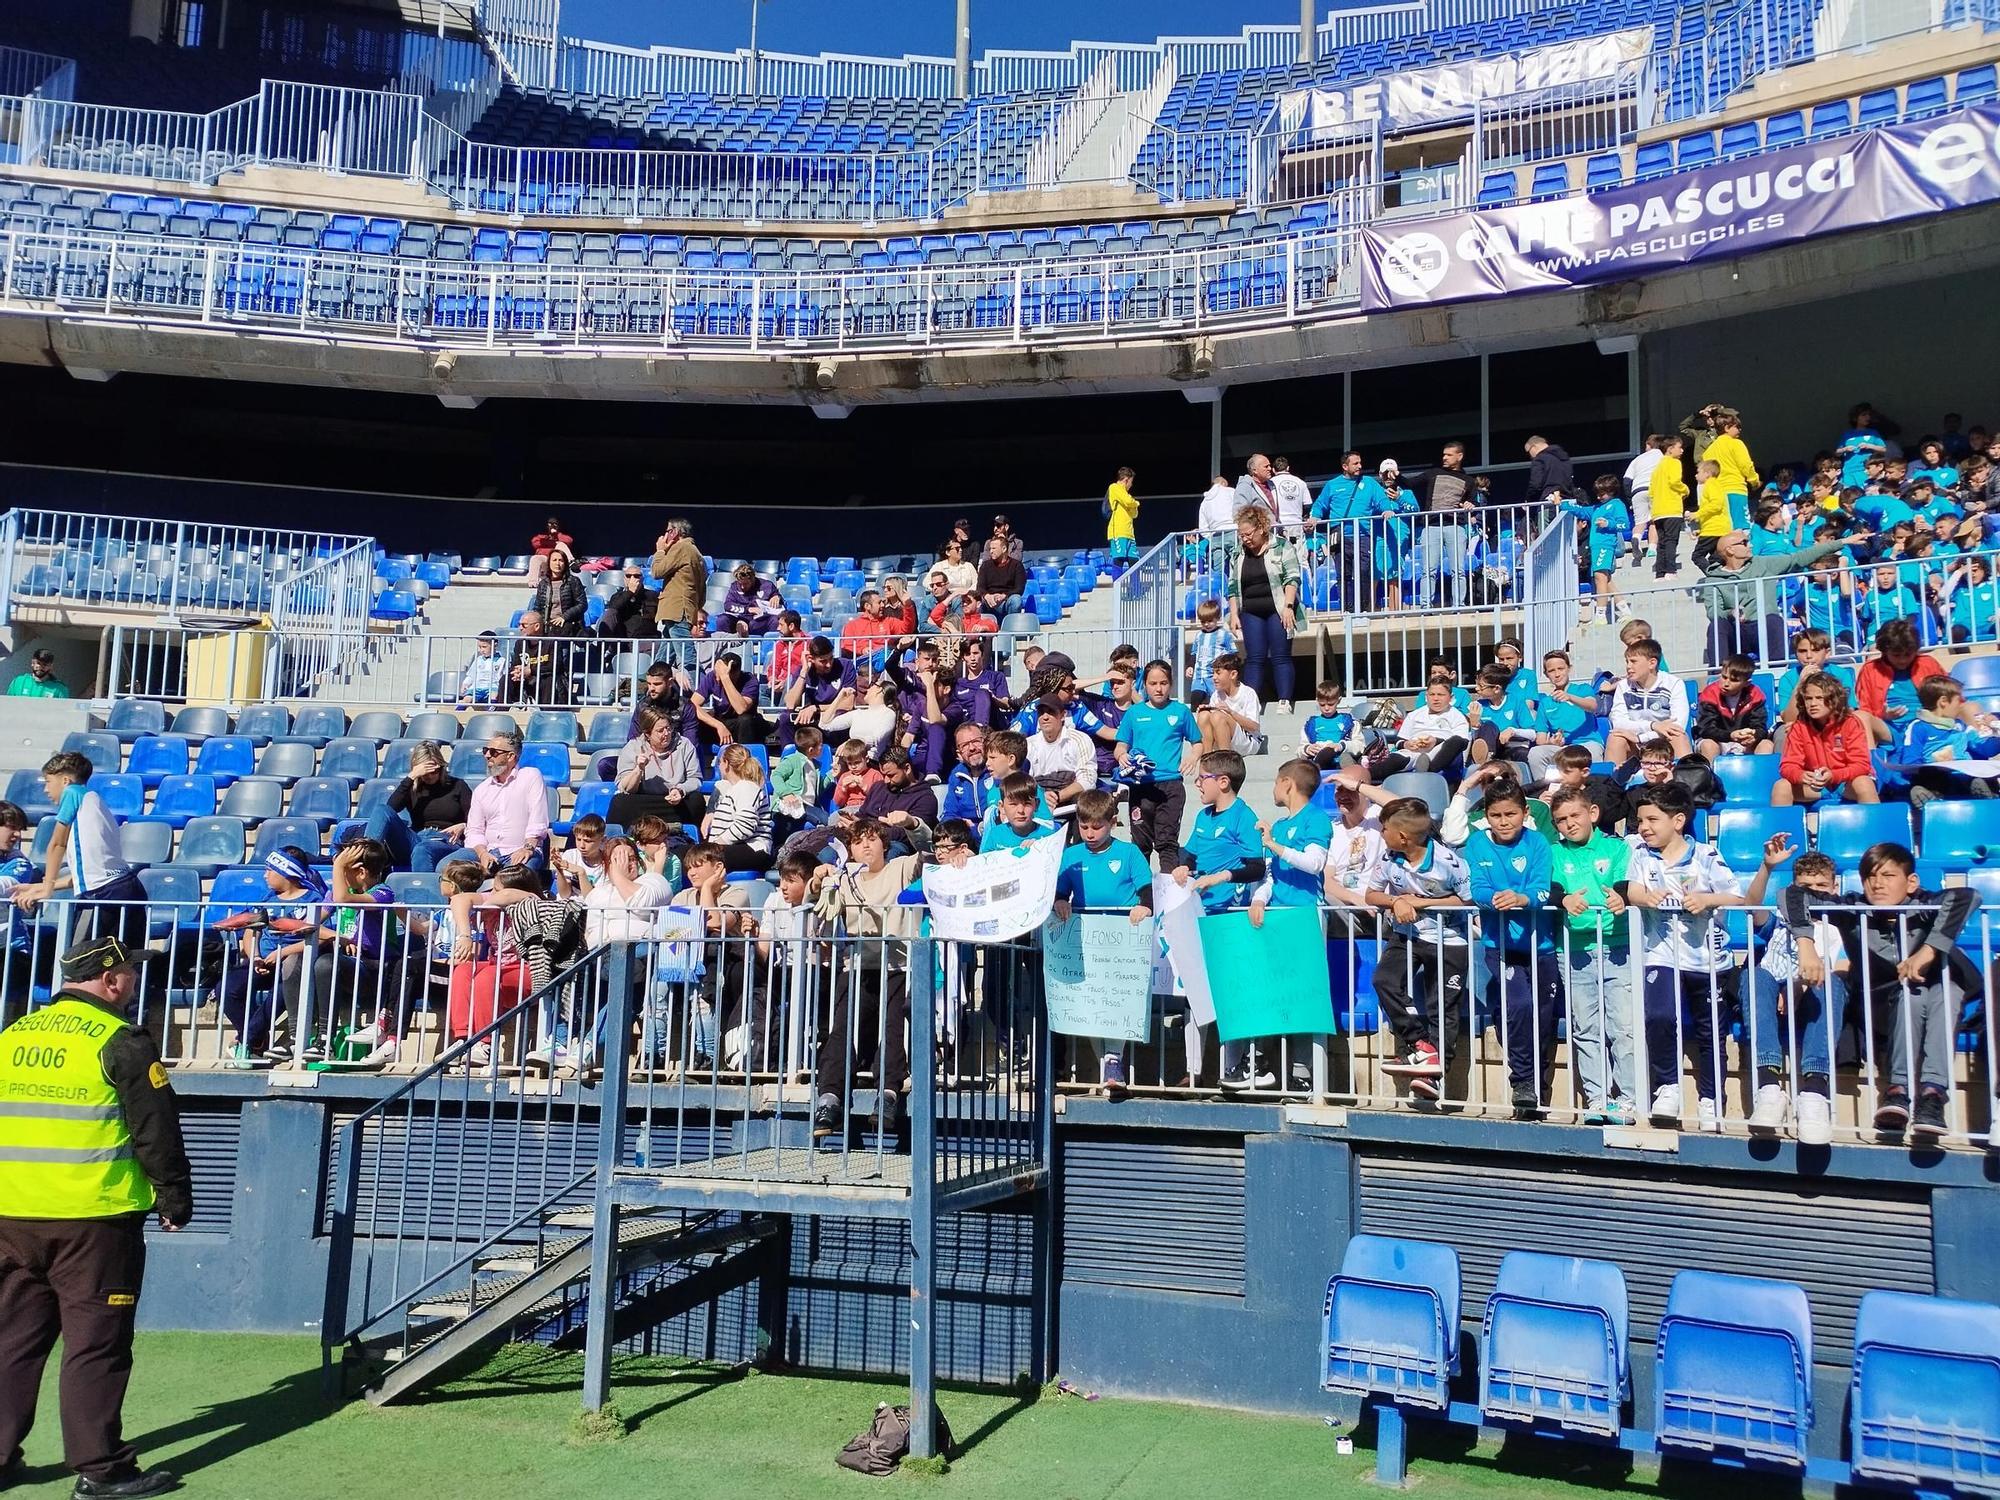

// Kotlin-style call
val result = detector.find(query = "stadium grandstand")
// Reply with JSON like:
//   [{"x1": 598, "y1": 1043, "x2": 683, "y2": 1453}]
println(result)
[{"x1": 2, "y1": 0, "x2": 2000, "y2": 1492}]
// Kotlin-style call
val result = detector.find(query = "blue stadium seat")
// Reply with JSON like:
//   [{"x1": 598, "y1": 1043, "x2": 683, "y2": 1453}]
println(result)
[
  {"x1": 1655, "y1": 1270, "x2": 1813, "y2": 1469},
  {"x1": 371, "y1": 588, "x2": 418, "y2": 623},
  {"x1": 233, "y1": 704, "x2": 290, "y2": 746},
  {"x1": 1718, "y1": 122, "x2": 1761, "y2": 159},
  {"x1": 175, "y1": 816, "x2": 247, "y2": 876},
  {"x1": 448, "y1": 742, "x2": 490, "y2": 781},
  {"x1": 387, "y1": 871, "x2": 445, "y2": 908},
  {"x1": 60, "y1": 731, "x2": 123, "y2": 776},
  {"x1": 1585, "y1": 154, "x2": 1622, "y2": 189},
  {"x1": 107, "y1": 700, "x2": 167, "y2": 745},
  {"x1": 168, "y1": 705, "x2": 230, "y2": 743},
  {"x1": 89, "y1": 773, "x2": 146, "y2": 822},
  {"x1": 422, "y1": 670, "x2": 459, "y2": 704},
  {"x1": 119, "y1": 818, "x2": 173, "y2": 870},
  {"x1": 291, "y1": 706, "x2": 347, "y2": 747},
  {"x1": 127, "y1": 735, "x2": 191, "y2": 790},
  {"x1": 1763, "y1": 111, "x2": 1805, "y2": 148},
  {"x1": 1808, "y1": 101, "x2": 1853, "y2": 139},
  {"x1": 219, "y1": 777, "x2": 284, "y2": 823},
  {"x1": 1815, "y1": 803, "x2": 1913, "y2": 865},
  {"x1": 464, "y1": 713, "x2": 518, "y2": 743},
  {"x1": 348, "y1": 710, "x2": 406, "y2": 743},
  {"x1": 1633, "y1": 142, "x2": 1673, "y2": 181},
  {"x1": 1903, "y1": 76, "x2": 1949, "y2": 119},
  {"x1": 355, "y1": 777, "x2": 399, "y2": 824},
  {"x1": 319, "y1": 737, "x2": 382, "y2": 782},
  {"x1": 527, "y1": 710, "x2": 579, "y2": 744},
  {"x1": 1713, "y1": 753, "x2": 1781, "y2": 803},
  {"x1": 1676, "y1": 132, "x2": 1716, "y2": 169},
  {"x1": 1716, "y1": 806, "x2": 1806, "y2": 889},
  {"x1": 1857, "y1": 89, "x2": 1900, "y2": 127},
  {"x1": 1851, "y1": 1290, "x2": 2000, "y2": 1492},
  {"x1": 579, "y1": 711, "x2": 628, "y2": 755},
  {"x1": 138, "y1": 774, "x2": 219, "y2": 831},
  {"x1": 1476, "y1": 170, "x2": 1517, "y2": 205},
  {"x1": 136, "y1": 866, "x2": 201, "y2": 936},
  {"x1": 405, "y1": 712, "x2": 461, "y2": 743},
  {"x1": 1528, "y1": 163, "x2": 1568, "y2": 199},
  {"x1": 1321, "y1": 1234, "x2": 1461, "y2": 1412},
  {"x1": 256, "y1": 739, "x2": 319, "y2": 786},
  {"x1": 1480, "y1": 1251, "x2": 1629, "y2": 1439},
  {"x1": 192, "y1": 735, "x2": 257, "y2": 789},
  {"x1": 520, "y1": 742, "x2": 572, "y2": 786},
  {"x1": 556, "y1": 780, "x2": 615, "y2": 837},
  {"x1": 1917, "y1": 800, "x2": 2000, "y2": 885},
  {"x1": 289, "y1": 777, "x2": 354, "y2": 827},
  {"x1": 1380, "y1": 773, "x2": 1449, "y2": 819},
  {"x1": 207, "y1": 865, "x2": 270, "y2": 916},
  {"x1": 253, "y1": 816, "x2": 323, "y2": 863},
  {"x1": 1960, "y1": 64, "x2": 1999, "y2": 108},
  {"x1": 1951, "y1": 655, "x2": 2000, "y2": 696}
]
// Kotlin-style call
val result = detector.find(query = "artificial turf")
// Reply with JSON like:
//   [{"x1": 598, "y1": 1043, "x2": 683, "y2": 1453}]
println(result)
[{"x1": 14, "y1": 1334, "x2": 1769, "y2": 1498}]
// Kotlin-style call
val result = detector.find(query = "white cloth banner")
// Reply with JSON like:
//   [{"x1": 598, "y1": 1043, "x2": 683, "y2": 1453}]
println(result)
[
  {"x1": 921, "y1": 831, "x2": 1066, "y2": 942},
  {"x1": 1151, "y1": 877, "x2": 1215, "y2": 1027},
  {"x1": 1297, "y1": 28, "x2": 1652, "y2": 132}
]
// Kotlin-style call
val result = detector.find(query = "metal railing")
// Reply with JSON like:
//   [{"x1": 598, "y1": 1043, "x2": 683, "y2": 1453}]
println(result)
[
  {"x1": 0, "y1": 45, "x2": 73, "y2": 103},
  {"x1": 1476, "y1": 68, "x2": 1650, "y2": 171},
  {"x1": 1024, "y1": 54, "x2": 1118, "y2": 191},
  {"x1": 0, "y1": 226, "x2": 1365, "y2": 355},
  {"x1": 271, "y1": 539, "x2": 384, "y2": 702},
  {"x1": 1046, "y1": 900, "x2": 1998, "y2": 1151},
  {"x1": 0, "y1": 507, "x2": 371, "y2": 626},
  {"x1": 1109, "y1": 55, "x2": 1180, "y2": 188}
]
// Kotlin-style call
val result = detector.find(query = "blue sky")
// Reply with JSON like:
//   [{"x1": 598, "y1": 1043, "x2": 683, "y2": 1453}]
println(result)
[{"x1": 557, "y1": 0, "x2": 1313, "y2": 60}]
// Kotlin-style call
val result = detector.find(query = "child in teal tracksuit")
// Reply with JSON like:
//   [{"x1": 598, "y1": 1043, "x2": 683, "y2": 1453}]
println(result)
[
  {"x1": 1565, "y1": 476, "x2": 1631, "y2": 620},
  {"x1": 1054, "y1": 787, "x2": 1154, "y2": 1093}
]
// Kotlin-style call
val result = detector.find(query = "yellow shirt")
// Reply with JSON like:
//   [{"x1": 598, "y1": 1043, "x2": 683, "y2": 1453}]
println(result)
[
  {"x1": 1106, "y1": 481, "x2": 1139, "y2": 542},
  {"x1": 1694, "y1": 476, "x2": 1733, "y2": 538},
  {"x1": 1706, "y1": 432, "x2": 1759, "y2": 497},
  {"x1": 1648, "y1": 455, "x2": 1688, "y2": 518}
]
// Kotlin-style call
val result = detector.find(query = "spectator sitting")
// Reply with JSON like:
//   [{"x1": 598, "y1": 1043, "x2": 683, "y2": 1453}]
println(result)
[
  {"x1": 596, "y1": 564, "x2": 659, "y2": 639},
  {"x1": 703, "y1": 744, "x2": 775, "y2": 874},
  {"x1": 7, "y1": 648, "x2": 66, "y2": 698},
  {"x1": 610, "y1": 706, "x2": 704, "y2": 831},
  {"x1": 1604, "y1": 639, "x2": 1693, "y2": 768},
  {"x1": 441, "y1": 726, "x2": 552, "y2": 878},
  {"x1": 821, "y1": 680, "x2": 901, "y2": 762},
  {"x1": 991, "y1": 513, "x2": 1025, "y2": 563},
  {"x1": 1855, "y1": 617, "x2": 1949, "y2": 731},
  {"x1": 1468, "y1": 664, "x2": 1541, "y2": 770},
  {"x1": 1027, "y1": 697, "x2": 1098, "y2": 815},
  {"x1": 718, "y1": 563, "x2": 783, "y2": 637},
  {"x1": 829, "y1": 738, "x2": 882, "y2": 813},
  {"x1": 690, "y1": 650, "x2": 771, "y2": 756},
  {"x1": 849, "y1": 745, "x2": 939, "y2": 854},
  {"x1": 1193, "y1": 652, "x2": 1260, "y2": 756},
  {"x1": 976, "y1": 535, "x2": 1027, "y2": 619},
  {"x1": 650, "y1": 516, "x2": 708, "y2": 640},
  {"x1": 215, "y1": 847, "x2": 322, "y2": 1064},
  {"x1": 1773, "y1": 671, "x2": 1879, "y2": 805},
  {"x1": 771, "y1": 723, "x2": 825, "y2": 838},
  {"x1": 1369, "y1": 678, "x2": 1469, "y2": 779},
  {"x1": 459, "y1": 630, "x2": 507, "y2": 705},
  {"x1": 838, "y1": 590, "x2": 898, "y2": 661},
  {"x1": 1772, "y1": 627, "x2": 1858, "y2": 737},
  {"x1": 1947, "y1": 555, "x2": 2000, "y2": 645},
  {"x1": 1364, "y1": 796, "x2": 1472, "y2": 1101},
  {"x1": 1625, "y1": 740, "x2": 1676, "y2": 792},
  {"x1": 1898, "y1": 675, "x2": 2000, "y2": 808},
  {"x1": 880, "y1": 575, "x2": 919, "y2": 637},
  {"x1": 554, "y1": 812, "x2": 609, "y2": 898},
  {"x1": 531, "y1": 549, "x2": 588, "y2": 638},
  {"x1": 369, "y1": 738, "x2": 474, "y2": 872},
  {"x1": 769, "y1": 610, "x2": 810, "y2": 684},
  {"x1": 932, "y1": 538, "x2": 977, "y2": 596},
  {"x1": 940, "y1": 723, "x2": 992, "y2": 825},
  {"x1": 527, "y1": 514, "x2": 573, "y2": 587},
  {"x1": 778, "y1": 635, "x2": 857, "y2": 748},
  {"x1": 1693, "y1": 654, "x2": 1775, "y2": 760}
]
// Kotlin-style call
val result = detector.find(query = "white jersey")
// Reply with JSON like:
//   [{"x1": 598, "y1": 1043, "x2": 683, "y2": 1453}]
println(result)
[
  {"x1": 1609, "y1": 673, "x2": 1690, "y2": 741},
  {"x1": 1326, "y1": 816, "x2": 1386, "y2": 897},
  {"x1": 1627, "y1": 837, "x2": 1741, "y2": 973},
  {"x1": 1273, "y1": 472, "x2": 1312, "y2": 529},
  {"x1": 1379, "y1": 840, "x2": 1472, "y2": 947}
]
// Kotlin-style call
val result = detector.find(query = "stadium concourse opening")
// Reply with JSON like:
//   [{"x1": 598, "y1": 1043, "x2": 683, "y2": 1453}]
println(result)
[{"x1": 4, "y1": 0, "x2": 2000, "y2": 1490}]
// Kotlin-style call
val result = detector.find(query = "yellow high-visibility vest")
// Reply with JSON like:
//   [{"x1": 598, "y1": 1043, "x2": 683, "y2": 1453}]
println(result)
[{"x1": 0, "y1": 997, "x2": 154, "y2": 1219}]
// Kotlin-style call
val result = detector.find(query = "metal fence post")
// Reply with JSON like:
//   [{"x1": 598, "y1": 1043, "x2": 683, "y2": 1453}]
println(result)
[{"x1": 582, "y1": 942, "x2": 635, "y2": 1413}]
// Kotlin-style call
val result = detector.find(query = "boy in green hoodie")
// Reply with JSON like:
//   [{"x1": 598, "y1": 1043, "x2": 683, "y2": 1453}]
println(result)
[{"x1": 1548, "y1": 785, "x2": 1634, "y2": 1124}]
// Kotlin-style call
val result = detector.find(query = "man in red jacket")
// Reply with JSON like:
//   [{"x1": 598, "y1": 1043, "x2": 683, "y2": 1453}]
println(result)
[{"x1": 1853, "y1": 618, "x2": 1949, "y2": 737}]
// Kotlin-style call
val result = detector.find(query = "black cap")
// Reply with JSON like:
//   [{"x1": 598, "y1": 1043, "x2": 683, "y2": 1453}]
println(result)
[{"x1": 60, "y1": 936, "x2": 161, "y2": 983}]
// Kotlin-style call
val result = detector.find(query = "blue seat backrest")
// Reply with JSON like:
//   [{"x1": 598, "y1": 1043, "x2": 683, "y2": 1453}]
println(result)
[
  {"x1": 1815, "y1": 803, "x2": 1913, "y2": 862},
  {"x1": 91, "y1": 773, "x2": 145, "y2": 820},
  {"x1": 1921, "y1": 799, "x2": 2000, "y2": 866},
  {"x1": 1852, "y1": 1289, "x2": 2000, "y2": 1487},
  {"x1": 1658, "y1": 1270, "x2": 1813, "y2": 1465},
  {"x1": 1951, "y1": 654, "x2": 2000, "y2": 696},
  {"x1": 62, "y1": 731, "x2": 122, "y2": 775},
  {"x1": 1322, "y1": 1233, "x2": 1464, "y2": 1408},
  {"x1": 1492, "y1": 1251, "x2": 1630, "y2": 1374},
  {"x1": 208, "y1": 865, "x2": 269, "y2": 913}
]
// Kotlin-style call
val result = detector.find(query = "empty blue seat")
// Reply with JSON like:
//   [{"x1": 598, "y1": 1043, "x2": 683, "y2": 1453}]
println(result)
[
  {"x1": 233, "y1": 704, "x2": 290, "y2": 746},
  {"x1": 107, "y1": 700, "x2": 167, "y2": 745},
  {"x1": 219, "y1": 777, "x2": 284, "y2": 822},
  {"x1": 1655, "y1": 1270, "x2": 1812, "y2": 1468},
  {"x1": 168, "y1": 705, "x2": 230, "y2": 743},
  {"x1": 319, "y1": 738, "x2": 382, "y2": 782},
  {"x1": 387, "y1": 871, "x2": 445, "y2": 908},
  {"x1": 1851, "y1": 1289, "x2": 2000, "y2": 1491},
  {"x1": 527, "y1": 710, "x2": 578, "y2": 744},
  {"x1": 354, "y1": 777, "x2": 399, "y2": 825},
  {"x1": 137, "y1": 865, "x2": 201, "y2": 936},
  {"x1": 1763, "y1": 111, "x2": 1805, "y2": 148},
  {"x1": 139, "y1": 774, "x2": 218, "y2": 831},
  {"x1": 1918, "y1": 799, "x2": 2000, "y2": 884},
  {"x1": 1952, "y1": 654, "x2": 2000, "y2": 696},
  {"x1": 1633, "y1": 142, "x2": 1673, "y2": 180},
  {"x1": 404, "y1": 712, "x2": 460, "y2": 743},
  {"x1": 207, "y1": 865, "x2": 271, "y2": 916},
  {"x1": 1585, "y1": 153, "x2": 1622, "y2": 189},
  {"x1": 1715, "y1": 806, "x2": 1806, "y2": 889},
  {"x1": 348, "y1": 710, "x2": 405, "y2": 743},
  {"x1": 1321, "y1": 1234, "x2": 1461, "y2": 1412},
  {"x1": 1858, "y1": 89, "x2": 1900, "y2": 127},
  {"x1": 127, "y1": 735, "x2": 191, "y2": 790},
  {"x1": 463, "y1": 713, "x2": 518, "y2": 744},
  {"x1": 119, "y1": 818, "x2": 173, "y2": 869},
  {"x1": 1476, "y1": 170, "x2": 1517, "y2": 205},
  {"x1": 1959, "y1": 64, "x2": 1999, "y2": 108},
  {"x1": 1676, "y1": 132, "x2": 1716, "y2": 168},
  {"x1": 1815, "y1": 803, "x2": 1913, "y2": 864},
  {"x1": 1528, "y1": 163, "x2": 1568, "y2": 198},
  {"x1": 60, "y1": 731, "x2": 123, "y2": 776},
  {"x1": 256, "y1": 739, "x2": 319, "y2": 786},
  {"x1": 291, "y1": 706, "x2": 347, "y2": 747},
  {"x1": 1719, "y1": 122, "x2": 1761, "y2": 158},
  {"x1": 175, "y1": 815, "x2": 247, "y2": 876},
  {"x1": 579, "y1": 711, "x2": 628, "y2": 754},
  {"x1": 1480, "y1": 1251, "x2": 1629, "y2": 1439},
  {"x1": 90, "y1": 773, "x2": 146, "y2": 822},
  {"x1": 192, "y1": 735, "x2": 256, "y2": 788},
  {"x1": 556, "y1": 779, "x2": 616, "y2": 838},
  {"x1": 289, "y1": 777, "x2": 354, "y2": 826},
  {"x1": 252, "y1": 816, "x2": 323, "y2": 863},
  {"x1": 1713, "y1": 752, "x2": 1781, "y2": 803},
  {"x1": 520, "y1": 742, "x2": 572, "y2": 787},
  {"x1": 1903, "y1": 76, "x2": 1949, "y2": 118}
]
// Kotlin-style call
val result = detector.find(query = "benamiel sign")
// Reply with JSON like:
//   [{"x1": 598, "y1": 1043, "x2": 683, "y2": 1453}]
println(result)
[{"x1": 1360, "y1": 103, "x2": 2000, "y2": 309}]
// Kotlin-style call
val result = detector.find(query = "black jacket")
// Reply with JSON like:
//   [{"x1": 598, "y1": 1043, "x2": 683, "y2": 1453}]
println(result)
[
  {"x1": 1526, "y1": 444, "x2": 1576, "y2": 504},
  {"x1": 597, "y1": 586, "x2": 659, "y2": 639}
]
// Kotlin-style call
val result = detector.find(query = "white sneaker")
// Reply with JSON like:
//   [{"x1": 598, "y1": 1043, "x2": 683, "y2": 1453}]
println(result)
[
  {"x1": 346, "y1": 1022, "x2": 382, "y2": 1049},
  {"x1": 1749, "y1": 1084, "x2": 1789, "y2": 1134},
  {"x1": 359, "y1": 1038, "x2": 399, "y2": 1068},
  {"x1": 1650, "y1": 1084, "x2": 1681, "y2": 1122},
  {"x1": 468, "y1": 1041, "x2": 492, "y2": 1068},
  {"x1": 525, "y1": 1044, "x2": 555, "y2": 1069},
  {"x1": 1696, "y1": 1096, "x2": 1719, "y2": 1130},
  {"x1": 1795, "y1": 1092, "x2": 1833, "y2": 1146}
]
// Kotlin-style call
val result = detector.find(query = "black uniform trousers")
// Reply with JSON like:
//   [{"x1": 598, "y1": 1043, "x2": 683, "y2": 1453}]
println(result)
[{"x1": 0, "y1": 1213, "x2": 147, "y2": 1482}]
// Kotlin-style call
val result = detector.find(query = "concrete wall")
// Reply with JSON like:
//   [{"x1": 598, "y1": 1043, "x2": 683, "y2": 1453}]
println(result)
[{"x1": 1641, "y1": 267, "x2": 2000, "y2": 467}]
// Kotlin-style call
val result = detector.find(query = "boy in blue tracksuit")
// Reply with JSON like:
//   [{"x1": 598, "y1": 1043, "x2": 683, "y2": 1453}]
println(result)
[
  {"x1": 1950, "y1": 555, "x2": 2000, "y2": 646},
  {"x1": 1237, "y1": 759, "x2": 1334, "y2": 1093},
  {"x1": 1469, "y1": 664, "x2": 1542, "y2": 771},
  {"x1": 1564, "y1": 476, "x2": 1630, "y2": 619},
  {"x1": 1462, "y1": 779, "x2": 1560, "y2": 1119},
  {"x1": 1298, "y1": 678, "x2": 1356, "y2": 770},
  {"x1": 1899, "y1": 675, "x2": 2000, "y2": 807},
  {"x1": 1054, "y1": 787, "x2": 1154, "y2": 1093},
  {"x1": 1170, "y1": 748, "x2": 1266, "y2": 1088}
]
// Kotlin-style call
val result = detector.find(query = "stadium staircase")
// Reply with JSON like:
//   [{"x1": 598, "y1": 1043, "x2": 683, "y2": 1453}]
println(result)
[{"x1": 1562, "y1": 530, "x2": 1711, "y2": 683}]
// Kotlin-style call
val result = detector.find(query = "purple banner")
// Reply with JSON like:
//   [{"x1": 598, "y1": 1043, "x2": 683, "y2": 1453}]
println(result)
[{"x1": 1360, "y1": 103, "x2": 2000, "y2": 311}]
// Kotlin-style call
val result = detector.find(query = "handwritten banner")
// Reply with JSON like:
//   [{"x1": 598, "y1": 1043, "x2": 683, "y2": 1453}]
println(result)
[
  {"x1": 921, "y1": 830, "x2": 1066, "y2": 943},
  {"x1": 1199, "y1": 906, "x2": 1335, "y2": 1042},
  {"x1": 1042, "y1": 913, "x2": 1157, "y2": 1041}
]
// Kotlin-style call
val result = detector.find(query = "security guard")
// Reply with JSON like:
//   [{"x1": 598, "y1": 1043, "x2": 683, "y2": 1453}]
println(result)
[{"x1": 0, "y1": 937, "x2": 190, "y2": 1499}]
